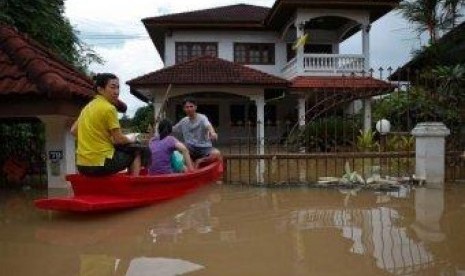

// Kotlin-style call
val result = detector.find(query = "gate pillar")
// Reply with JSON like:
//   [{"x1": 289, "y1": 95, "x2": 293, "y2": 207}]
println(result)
[
  {"x1": 411, "y1": 122, "x2": 450, "y2": 188},
  {"x1": 39, "y1": 115, "x2": 76, "y2": 189}
]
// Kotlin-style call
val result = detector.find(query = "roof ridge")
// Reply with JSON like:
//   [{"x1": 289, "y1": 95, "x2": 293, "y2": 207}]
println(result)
[
  {"x1": 143, "y1": 3, "x2": 269, "y2": 22},
  {"x1": 127, "y1": 55, "x2": 215, "y2": 84}
]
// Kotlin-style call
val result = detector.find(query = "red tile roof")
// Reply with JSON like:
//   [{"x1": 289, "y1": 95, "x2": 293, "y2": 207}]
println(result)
[
  {"x1": 128, "y1": 58, "x2": 394, "y2": 101},
  {"x1": 0, "y1": 24, "x2": 94, "y2": 100},
  {"x1": 143, "y1": 4, "x2": 269, "y2": 25},
  {"x1": 290, "y1": 76, "x2": 394, "y2": 90},
  {"x1": 128, "y1": 55, "x2": 289, "y2": 88}
]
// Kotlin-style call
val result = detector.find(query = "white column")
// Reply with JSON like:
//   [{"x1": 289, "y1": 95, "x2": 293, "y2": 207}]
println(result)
[
  {"x1": 251, "y1": 94, "x2": 265, "y2": 183},
  {"x1": 362, "y1": 23, "x2": 372, "y2": 132},
  {"x1": 363, "y1": 99, "x2": 372, "y2": 132},
  {"x1": 297, "y1": 96, "x2": 306, "y2": 129},
  {"x1": 362, "y1": 24, "x2": 371, "y2": 72},
  {"x1": 295, "y1": 21, "x2": 305, "y2": 75},
  {"x1": 153, "y1": 95, "x2": 164, "y2": 135},
  {"x1": 39, "y1": 115, "x2": 76, "y2": 189},
  {"x1": 297, "y1": 95, "x2": 307, "y2": 158},
  {"x1": 411, "y1": 122, "x2": 450, "y2": 188},
  {"x1": 153, "y1": 101, "x2": 164, "y2": 120}
]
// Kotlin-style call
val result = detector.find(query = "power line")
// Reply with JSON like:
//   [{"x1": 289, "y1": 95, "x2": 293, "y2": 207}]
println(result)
[
  {"x1": 79, "y1": 33, "x2": 149, "y2": 39},
  {"x1": 81, "y1": 36, "x2": 149, "y2": 40}
]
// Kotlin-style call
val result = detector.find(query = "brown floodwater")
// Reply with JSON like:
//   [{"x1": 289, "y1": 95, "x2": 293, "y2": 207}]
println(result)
[{"x1": 1, "y1": 183, "x2": 465, "y2": 276}]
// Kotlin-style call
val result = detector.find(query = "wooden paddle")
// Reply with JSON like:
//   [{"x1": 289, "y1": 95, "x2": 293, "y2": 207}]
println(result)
[{"x1": 153, "y1": 84, "x2": 172, "y2": 133}]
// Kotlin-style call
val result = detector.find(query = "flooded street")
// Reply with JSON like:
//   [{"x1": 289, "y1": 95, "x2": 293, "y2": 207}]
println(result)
[{"x1": 1, "y1": 184, "x2": 465, "y2": 275}]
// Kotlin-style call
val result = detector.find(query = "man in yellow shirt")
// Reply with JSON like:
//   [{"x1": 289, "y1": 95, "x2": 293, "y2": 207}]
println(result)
[{"x1": 71, "y1": 73, "x2": 142, "y2": 176}]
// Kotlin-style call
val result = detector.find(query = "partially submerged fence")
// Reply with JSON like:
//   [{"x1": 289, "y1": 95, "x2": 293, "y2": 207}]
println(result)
[
  {"x1": 223, "y1": 67, "x2": 465, "y2": 185},
  {"x1": 223, "y1": 131, "x2": 415, "y2": 185}
]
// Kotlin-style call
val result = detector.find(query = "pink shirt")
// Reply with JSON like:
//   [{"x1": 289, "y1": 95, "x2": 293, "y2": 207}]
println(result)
[{"x1": 148, "y1": 135, "x2": 176, "y2": 175}]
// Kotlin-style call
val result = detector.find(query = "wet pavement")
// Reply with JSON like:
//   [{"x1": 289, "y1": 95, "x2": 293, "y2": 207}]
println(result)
[{"x1": 1, "y1": 184, "x2": 465, "y2": 275}]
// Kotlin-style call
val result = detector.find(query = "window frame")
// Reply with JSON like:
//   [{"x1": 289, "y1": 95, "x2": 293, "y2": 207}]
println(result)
[
  {"x1": 175, "y1": 42, "x2": 218, "y2": 64},
  {"x1": 233, "y1": 43, "x2": 275, "y2": 65}
]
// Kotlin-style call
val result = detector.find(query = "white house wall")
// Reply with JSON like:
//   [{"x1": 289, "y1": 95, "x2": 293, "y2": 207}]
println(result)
[
  {"x1": 165, "y1": 30, "x2": 288, "y2": 77},
  {"x1": 152, "y1": 8, "x2": 374, "y2": 144}
]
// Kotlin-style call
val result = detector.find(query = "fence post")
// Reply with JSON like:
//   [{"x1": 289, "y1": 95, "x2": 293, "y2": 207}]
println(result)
[{"x1": 411, "y1": 122, "x2": 450, "y2": 188}]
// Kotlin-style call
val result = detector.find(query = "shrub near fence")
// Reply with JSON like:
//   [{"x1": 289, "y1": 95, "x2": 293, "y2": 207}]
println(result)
[{"x1": 0, "y1": 119, "x2": 46, "y2": 188}]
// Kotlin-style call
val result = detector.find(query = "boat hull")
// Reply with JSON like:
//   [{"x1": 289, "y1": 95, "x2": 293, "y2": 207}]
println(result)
[{"x1": 35, "y1": 160, "x2": 223, "y2": 212}]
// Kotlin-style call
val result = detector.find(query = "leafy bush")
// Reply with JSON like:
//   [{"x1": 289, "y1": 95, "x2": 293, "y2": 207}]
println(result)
[
  {"x1": 356, "y1": 129, "x2": 379, "y2": 152},
  {"x1": 286, "y1": 116, "x2": 361, "y2": 151}
]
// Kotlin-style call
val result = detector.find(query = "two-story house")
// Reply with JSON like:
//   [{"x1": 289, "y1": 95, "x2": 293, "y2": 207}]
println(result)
[{"x1": 127, "y1": 0, "x2": 398, "y2": 147}]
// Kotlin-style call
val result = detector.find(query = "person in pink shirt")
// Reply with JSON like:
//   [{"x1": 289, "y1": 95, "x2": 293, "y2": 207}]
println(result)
[{"x1": 148, "y1": 119, "x2": 194, "y2": 175}]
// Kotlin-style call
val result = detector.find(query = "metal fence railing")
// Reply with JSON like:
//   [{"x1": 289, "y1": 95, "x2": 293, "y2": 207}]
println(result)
[{"x1": 222, "y1": 67, "x2": 465, "y2": 185}]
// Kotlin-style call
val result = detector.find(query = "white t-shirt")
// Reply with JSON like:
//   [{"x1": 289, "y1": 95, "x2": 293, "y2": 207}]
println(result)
[{"x1": 173, "y1": 113, "x2": 212, "y2": 147}]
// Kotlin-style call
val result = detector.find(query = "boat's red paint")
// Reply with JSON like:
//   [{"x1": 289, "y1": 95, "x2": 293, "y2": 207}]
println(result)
[{"x1": 34, "y1": 160, "x2": 223, "y2": 212}]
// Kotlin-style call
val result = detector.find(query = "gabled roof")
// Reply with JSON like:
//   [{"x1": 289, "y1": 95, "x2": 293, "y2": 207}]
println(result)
[
  {"x1": 127, "y1": 56, "x2": 289, "y2": 101},
  {"x1": 0, "y1": 24, "x2": 128, "y2": 112},
  {"x1": 0, "y1": 24, "x2": 94, "y2": 100},
  {"x1": 143, "y1": 1, "x2": 400, "y2": 61},
  {"x1": 128, "y1": 57, "x2": 394, "y2": 101},
  {"x1": 290, "y1": 76, "x2": 394, "y2": 90}
]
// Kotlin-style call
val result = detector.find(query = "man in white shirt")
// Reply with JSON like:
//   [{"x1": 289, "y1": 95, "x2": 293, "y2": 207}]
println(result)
[{"x1": 173, "y1": 98, "x2": 221, "y2": 167}]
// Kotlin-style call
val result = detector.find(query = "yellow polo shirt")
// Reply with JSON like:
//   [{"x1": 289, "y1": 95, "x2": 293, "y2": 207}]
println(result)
[{"x1": 76, "y1": 95, "x2": 120, "y2": 166}]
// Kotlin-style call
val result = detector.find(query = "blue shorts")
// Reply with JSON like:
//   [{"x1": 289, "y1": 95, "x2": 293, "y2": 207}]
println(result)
[{"x1": 187, "y1": 145, "x2": 212, "y2": 160}]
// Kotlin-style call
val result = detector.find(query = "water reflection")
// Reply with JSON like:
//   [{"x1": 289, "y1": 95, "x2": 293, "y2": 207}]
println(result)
[
  {"x1": 411, "y1": 188, "x2": 445, "y2": 242},
  {"x1": 1, "y1": 184, "x2": 465, "y2": 275},
  {"x1": 126, "y1": 257, "x2": 204, "y2": 276},
  {"x1": 291, "y1": 188, "x2": 436, "y2": 273},
  {"x1": 149, "y1": 201, "x2": 214, "y2": 243}
]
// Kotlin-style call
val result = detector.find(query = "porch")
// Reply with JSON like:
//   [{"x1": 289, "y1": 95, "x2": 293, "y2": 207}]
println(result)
[{"x1": 282, "y1": 54, "x2": 366, "y2": 79}]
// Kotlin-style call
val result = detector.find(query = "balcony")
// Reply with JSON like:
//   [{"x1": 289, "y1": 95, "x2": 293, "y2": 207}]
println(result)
[{"x1": 282, "y1": 54, "x2": 366, "y2": 79}]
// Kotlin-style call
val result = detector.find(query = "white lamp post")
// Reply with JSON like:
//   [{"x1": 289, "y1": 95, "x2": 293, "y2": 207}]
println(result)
[
  {"x1": 376, "y1": 119, "x2": 391, "y2": 135},
  {"x1": 376, "y1": 119, "x2": 391, "y2": 162}
]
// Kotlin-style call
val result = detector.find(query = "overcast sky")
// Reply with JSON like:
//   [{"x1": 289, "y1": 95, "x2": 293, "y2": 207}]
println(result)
[{"x1": 64, "y1": 0, "x2": 422, "y2": 116}]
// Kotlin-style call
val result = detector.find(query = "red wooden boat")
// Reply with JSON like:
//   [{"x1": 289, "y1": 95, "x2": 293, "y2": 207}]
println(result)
[{"x1": 34, "y1": 160, "x2": 223, "y2": 212}]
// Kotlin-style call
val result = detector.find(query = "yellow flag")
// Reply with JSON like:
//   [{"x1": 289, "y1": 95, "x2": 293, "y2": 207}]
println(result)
[{"x1": 292, "y1": 33, "x2": 309, "y2": 50}]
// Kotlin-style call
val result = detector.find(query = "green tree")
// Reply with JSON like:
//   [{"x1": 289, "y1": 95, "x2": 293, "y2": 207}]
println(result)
[
  {"x1": 433, "y1": 64, "x2": 465, "y2": 99},
  {"x1": 398, "y1": 0, "x2": 443, "y2": 44},
  {"x1": 132, "y1": 105, "x2": 154, "y2": 133},
  {"x1": 398, "y1": 0, "x2": 465, "y2": 44},
  {"x1": 443, "y1": 0, "x2": 465, "y2": 28},
  {"x1": 119, "y1": 114, "x2": 133, "y2": 130},
  {"x1": 373, "y1": 79, "x2": 464, "y2": 133},
  {"x1": 0, "y1": 0, "x2": 101, "y2": 70}
]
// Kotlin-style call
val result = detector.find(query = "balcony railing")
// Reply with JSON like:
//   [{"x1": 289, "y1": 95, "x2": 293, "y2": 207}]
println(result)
[{"x1": 282, "y1": 54, "x2": 366, "y2": 79}]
